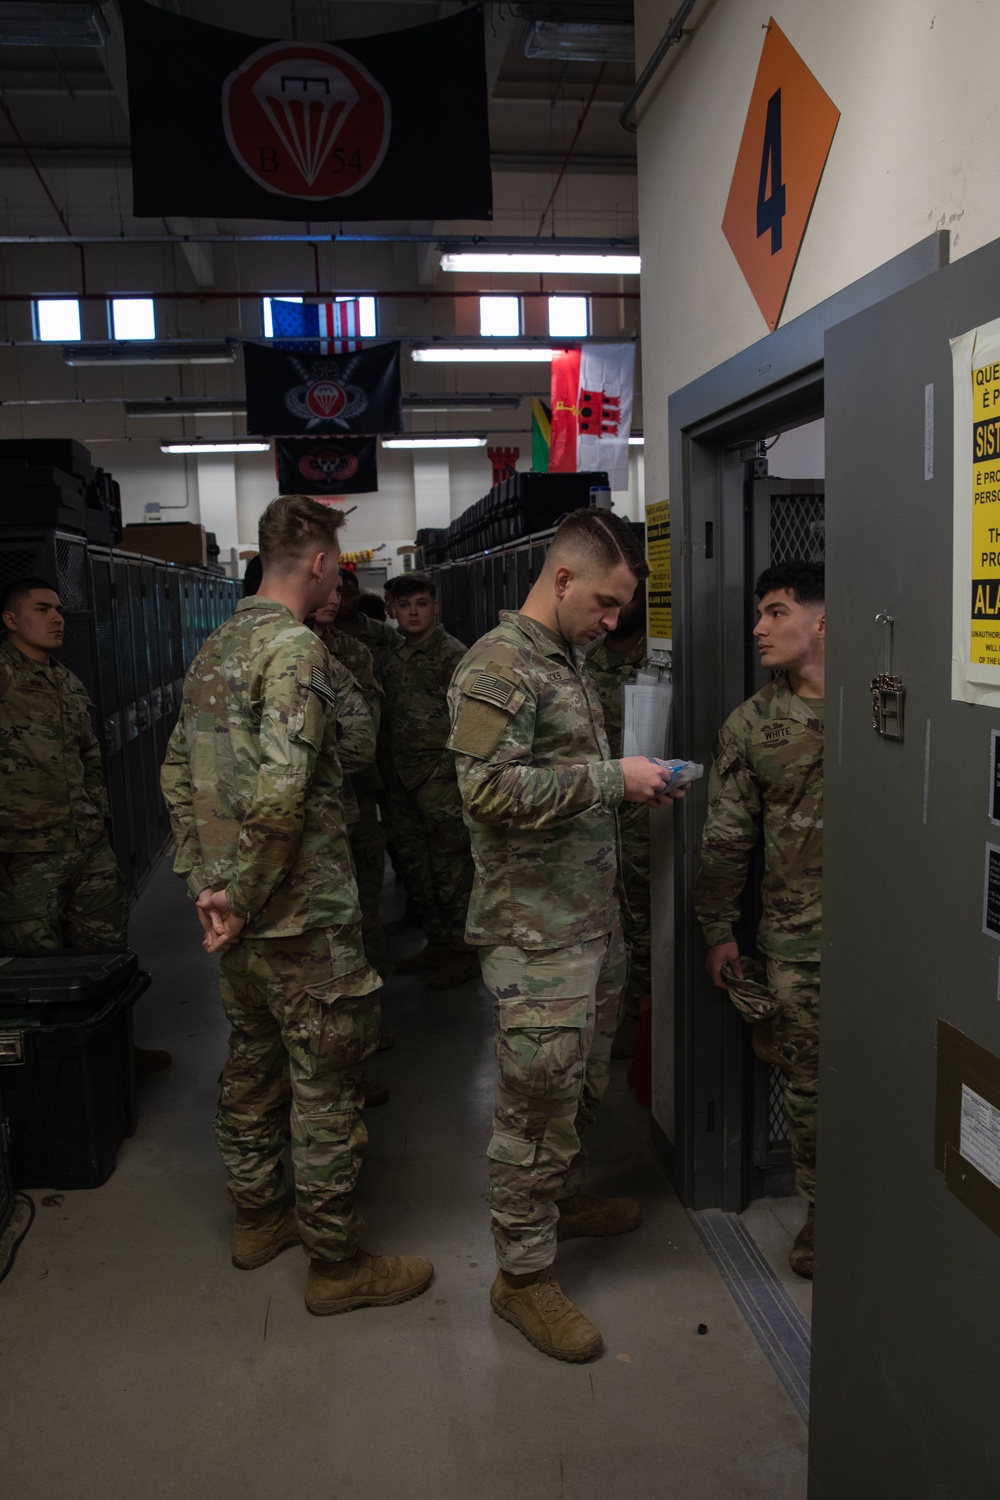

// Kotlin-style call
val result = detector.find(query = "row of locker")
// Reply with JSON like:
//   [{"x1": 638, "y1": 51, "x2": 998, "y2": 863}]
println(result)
[
  {"x1": 424, "y1": 533, "x2": 555, "y2": 647},
  {"x1": 0, "y1": 527, "x2": 241, "y2": 898}
]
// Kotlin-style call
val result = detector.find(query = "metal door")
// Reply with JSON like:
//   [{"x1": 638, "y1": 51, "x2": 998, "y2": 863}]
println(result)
[{"x1": 810, "y1": 238, "x2": 1000, "y2": 1494}]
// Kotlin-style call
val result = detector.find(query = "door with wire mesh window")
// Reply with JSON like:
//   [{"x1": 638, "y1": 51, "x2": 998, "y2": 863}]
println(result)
[{"x1": 746, "y1": 475, "x2": 825, "y2": 1184}]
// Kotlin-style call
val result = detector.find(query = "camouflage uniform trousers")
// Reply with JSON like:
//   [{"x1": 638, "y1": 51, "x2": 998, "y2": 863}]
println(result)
[
  {"x1": 411, "y1": 763, "x2": 475, "y2": 950},
  {"x1": 766, "y1": 956, "x2": 820, "y2": 1203},
  {"x1": 216, "y1": 924, "x2": 382, "y2": 1264},
  {"x1": 0, "y1": 836, "x2": 127, "y2": 952},
  {"x1": 482, "y1": 922, "x2": 628, "y2": 1273},
  {"x1": 349, "y1": 790, "x2": 387, "y2": 970},
  {"x1": 378, "y1": 757, "x2": 432, "y2": 922},
  {"x1": 619, "y1": 802, "x2": 651, "y2": 1020}
]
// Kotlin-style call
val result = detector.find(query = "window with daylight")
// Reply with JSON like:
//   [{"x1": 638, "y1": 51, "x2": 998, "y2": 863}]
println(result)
[
  {"x1": 261, "y1": 295, "x2": 378, "y2": 338},
  {"x1": 110, "y1": 298, "x2": 156, "y2": 340},
  {"x1": 34, "y1": 298, "x2": 81, "y2": 342},
  {"x1": 548, "y1": 296, "x2": 589, "y2": 339},
  {"x1": 479, "y1": 295, "x2": 521, "y2": 338}
]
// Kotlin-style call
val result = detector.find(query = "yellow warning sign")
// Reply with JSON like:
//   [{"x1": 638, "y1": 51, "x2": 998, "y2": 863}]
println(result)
[
  {"x1": 952, "y1": 316, "x2": 1000, "y2": 706},
  {"x1": 646, "y1": 499, "x2": 672, "y2": 647}
]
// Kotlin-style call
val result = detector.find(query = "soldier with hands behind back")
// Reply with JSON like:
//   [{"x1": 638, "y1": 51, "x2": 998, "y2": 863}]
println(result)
[
  {"x1": 693, "y1": 561, "x2": 825, "y2": 1277},
  {"x1": 161, "y1": 496, "x2": 432, "y2": 1316},
  {"x1": 448, "y1": 508, "x2": 686, "y2": 1363}
]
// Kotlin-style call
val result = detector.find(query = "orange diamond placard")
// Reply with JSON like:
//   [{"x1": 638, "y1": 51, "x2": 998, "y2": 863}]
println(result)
[{"x1": 722, "y1": 19, "x2": 840, "y2": 331}]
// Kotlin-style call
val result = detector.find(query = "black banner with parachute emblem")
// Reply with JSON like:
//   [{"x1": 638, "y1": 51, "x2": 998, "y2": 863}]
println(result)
[
  {"x1": 120, "y1": 1, "x2": 492, "y2": 221},
  {"x1": 275, "y1": 435, "x2": 378, "y2": 496},
  {"x1": 245, "y1": 341, "x2": 403, "y2": 436}
]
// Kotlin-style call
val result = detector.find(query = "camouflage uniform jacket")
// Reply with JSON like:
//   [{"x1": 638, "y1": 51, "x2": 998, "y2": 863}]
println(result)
[
  {"x1": 0, "y1": 636, "x2": 109, "y2": 853},
  {"x1": 319, "y1": 624, "x2": 383, "y2": 796},
  {"x1": 344, "y1": 613, "x2": 403, "y2": 690},
  {"x1": 383, "y1": 625, "x2": 466, "y2": 791},
  {"x1": 585, "y1": 633, "x2": 648, "y2": 757},
  {"x1": 693, "y1": 672, "x2": 823, "y2": 962},
  {"x1": 160, "y1": 596, "x2": 361, "y2": 938},
  {"x1": 447, "y1": 611, "x2": 625, "y2": 949}
]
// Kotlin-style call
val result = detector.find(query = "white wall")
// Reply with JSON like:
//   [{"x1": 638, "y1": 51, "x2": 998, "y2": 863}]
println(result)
[{"x1": 635, "y1": 0, "x2": 1000, "y2": 499}]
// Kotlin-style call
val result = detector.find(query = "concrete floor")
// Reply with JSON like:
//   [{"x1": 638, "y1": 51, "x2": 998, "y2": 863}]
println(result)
[{"x1": 0, "y1": 860, "x2": 808, "y2": 1499}]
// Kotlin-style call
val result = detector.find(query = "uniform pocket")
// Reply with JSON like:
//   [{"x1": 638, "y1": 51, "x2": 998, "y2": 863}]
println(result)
[{"x1": 495, "y1": 997, "x2": 589, "y2": 1103}]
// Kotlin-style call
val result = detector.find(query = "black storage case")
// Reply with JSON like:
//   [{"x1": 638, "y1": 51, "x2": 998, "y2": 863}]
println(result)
[{"x1": 0, "y1": 951, "x2": 150, "y2": 1190}]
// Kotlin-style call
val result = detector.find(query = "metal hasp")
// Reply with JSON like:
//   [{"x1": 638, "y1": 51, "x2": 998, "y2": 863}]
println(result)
[{"x1": 871, "y1": 611, "x2": 905, "y2": 740}]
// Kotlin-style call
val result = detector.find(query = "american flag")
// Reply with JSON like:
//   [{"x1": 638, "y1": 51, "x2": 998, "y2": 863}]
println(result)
[{"x1": 270, "y1": 299, "x2": 363, "y2": 354}]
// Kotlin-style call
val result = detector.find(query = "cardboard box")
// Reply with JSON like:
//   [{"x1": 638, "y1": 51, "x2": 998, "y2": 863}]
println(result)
[{"x1": 120, "y1": 522, "x2": 207, "y2": 566}]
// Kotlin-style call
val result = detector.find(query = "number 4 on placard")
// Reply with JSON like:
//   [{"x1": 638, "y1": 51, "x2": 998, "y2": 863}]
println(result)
[{"x1": 756, "y1": 88, "x2": 786, "y2": 255}]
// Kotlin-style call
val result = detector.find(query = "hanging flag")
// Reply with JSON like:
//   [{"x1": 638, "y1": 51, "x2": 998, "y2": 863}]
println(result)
[
  {"x1": 245, "y1": 341, "x2": 402, "y2": 436},
  {"x1": 120, "y1": 2, "x2": 492, "y2": 222},
  {"x1": 549, "y1": 348, "x2": 581, "y2": 476},
  {"x1": 275, "y1": 435, "x2": 377, "y2": 495},
  {"x1": 548, "y1": 344, "x2": 635, "y2": 491},
  {"x1": 531, "y1": 398, "x2": 551, "y2": 473},
  {"x1": 271, "y1": 299, "x2": 363, "y2": 353}
]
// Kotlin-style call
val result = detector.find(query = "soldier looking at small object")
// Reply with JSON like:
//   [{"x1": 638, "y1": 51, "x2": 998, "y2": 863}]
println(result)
[
  {"x1": 161, "y1": 495, "x2": 432, "y2": 1315},
  {"x1": 693, "y1": 560, "x2": 825, "y2": 1279},
  {"x1": 447, "y1": 508, "x2": 686, "y2": 1364},
  {"x1": 384, "y1": 572, "x2": 478, "y2": 990},
  {"x1": 0, "y1": 576, "x2": 170, "y2": 1073}
]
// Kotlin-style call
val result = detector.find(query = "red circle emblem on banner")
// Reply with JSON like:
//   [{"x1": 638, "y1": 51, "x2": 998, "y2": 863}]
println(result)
[
  {"x1": 222, "y1": 42, "x2": 391, "y2": 200},
  {"x1": 304, "y1": 381, "x2": 348, "y2": 419}
]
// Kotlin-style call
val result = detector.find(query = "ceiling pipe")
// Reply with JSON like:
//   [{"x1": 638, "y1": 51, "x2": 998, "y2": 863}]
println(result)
[
  {"x1": 0, "y1": 232, "x2": 639, "y2": 248},
  {"x1": 619, "y1": 0, "x2": 698, "y2": 134}
]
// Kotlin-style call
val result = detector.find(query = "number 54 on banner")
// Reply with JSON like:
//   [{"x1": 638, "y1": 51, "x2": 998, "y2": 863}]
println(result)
[{"x1": 722, "y1": 19, "x2": 840, "y2": 331}]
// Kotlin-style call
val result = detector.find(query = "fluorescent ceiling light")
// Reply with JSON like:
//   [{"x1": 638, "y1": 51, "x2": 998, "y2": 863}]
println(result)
[
  {"x1": 441, "y1": 253, "x2": 640, "y2": 276},
  {"x1": 382, "y1": 437, "x2": 487, "y2": 449},
  {"x1": 411, "y1": 346, "x2": 554, "y2": 363},
  {"x1": 161, "y1": 441, "x2": 270, "y2": 454},
  {"x1": 628, "y1": 435, "x2": 644, "y2": 446},
  {"x1": 522, "y1": 21, "x2": 634, "y2": 63},
  {"x1": 64, "y1": 341, "x2": 236, "y2": 366},
  {"x1": 0, "y1": 3, "x2": 109, "y2": 47}
]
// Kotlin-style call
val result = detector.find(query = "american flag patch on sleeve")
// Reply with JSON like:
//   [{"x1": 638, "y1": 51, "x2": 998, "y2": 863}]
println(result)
[
  {"x1": 471, "y1": 669, "x2": 516, "y2": 707},
  {"x1": 309, "y1": 665, "x2": 338, "y2": 708}
]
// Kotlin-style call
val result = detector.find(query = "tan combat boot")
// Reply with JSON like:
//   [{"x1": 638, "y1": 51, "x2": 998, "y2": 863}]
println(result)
[
  {"x1": 556, "y1": 1192, "x2": 642, "y2": 1241},
  {"x1": 425, "y1": 949, "x2": 480, "y2": 990},
  {"x1": 231, "y1": 1203, "x2": 300, "y2": 1270},
  {"x1": 395, "y1": 942, "x2": 451, "y2": 976},
  {"x1": 305, "y1": 1248, "x2": 434, "y2": 1316},
  {"x1": 490, "y1": 1268, "x2": 602, "y2": 1362},
  {"x1": 788, "y1": 1204, "x2": 814, "y2": 1278}
]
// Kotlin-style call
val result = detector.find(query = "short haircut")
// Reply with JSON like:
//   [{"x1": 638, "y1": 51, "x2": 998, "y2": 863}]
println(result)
[
  {"x1": 258, "y1": 495, "x2": 346, "y2": 571},
  {"x1": 339, "y1": 568, "x2": 360, "y2": 594},
  {"x1": 755, "y1": 561, "x2": 825, "y2": 606},
  {"x1": 357, "y1": 591, "x2": 386, "y2": 621},
  {"x1": 547, "y1": 507, "x2": 649, "y2": 582},
  {"x1": 390, "y1": 571, "x2": 437, "y2": 602},
  {"x1": 1, "y1": 575, "x2": 58, "y2": 616}
]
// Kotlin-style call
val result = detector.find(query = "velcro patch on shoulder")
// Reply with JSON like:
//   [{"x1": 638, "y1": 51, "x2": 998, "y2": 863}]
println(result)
[
  {"x1": 469, "y1": 666, "x2": 517, "y2": 708},
  {"x1": 308, "y1": 665, "x2": 338, "y2": 709},
  {"x1": 450, "y1": 697, "x2": 510, "y2": 760}
]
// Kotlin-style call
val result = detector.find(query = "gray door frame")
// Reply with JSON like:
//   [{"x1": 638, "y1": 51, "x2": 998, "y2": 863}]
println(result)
[{"x1": 662, "y1": 231, "x2": 950, "y2": 1211}]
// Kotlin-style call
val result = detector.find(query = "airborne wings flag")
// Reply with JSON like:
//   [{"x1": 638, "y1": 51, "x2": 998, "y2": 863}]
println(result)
[
  {"x1": 120, "y1": 1, "x2": 492, "y2": 221},
  {"x1": 245, "y1": 341, "x2": 403, "y2": 436},
  {"x1": 275, "y1": 435, "x2": 378, "y2": 496}
]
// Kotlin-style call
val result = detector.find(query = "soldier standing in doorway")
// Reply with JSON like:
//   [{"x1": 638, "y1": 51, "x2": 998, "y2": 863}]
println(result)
[
  {"x1": 694, "y1": 561, "x2": 824, "y2": 1278},
  {"x1": 449, "y1": 509, "x2": 686, "y2": 1363}
]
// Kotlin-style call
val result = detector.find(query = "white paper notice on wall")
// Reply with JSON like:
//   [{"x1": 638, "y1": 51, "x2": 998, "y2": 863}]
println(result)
[
  {"x1": 622, "y1": 680, "x2": 672, "y2": 759},
  {"x1": 960, "y1": 1083, "x2": 1000, "y2": 1191}
]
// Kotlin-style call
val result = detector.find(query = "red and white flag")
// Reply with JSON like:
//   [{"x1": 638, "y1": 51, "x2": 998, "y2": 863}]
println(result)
[{"x1": 548, "y1": 343, "x2": 635, "y2": 492}]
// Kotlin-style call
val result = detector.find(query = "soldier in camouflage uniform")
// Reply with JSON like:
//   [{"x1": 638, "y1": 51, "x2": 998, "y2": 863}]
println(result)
[
  {"x1": 384, "y1": 572, "x2": 478, "y2": 990},
  {"x1": 161, "y1": 496, "x2": 432, "y2": 1316},
  {"x1": 448, "y1": 510, "x2": 685, "y2": 1363},
  {"x1": 693, "y1": 561, "x2": 825, "y2": 1278},
  {"x1": 585, "y1": 579, "x2": 651, "y2": 1058},
  {"x1": 0, "y1": 577, "x2": 169, "y2": 1071}
]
